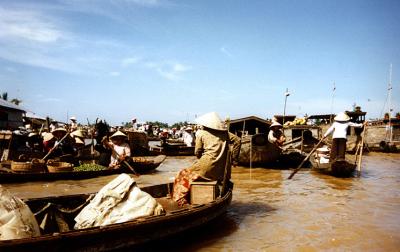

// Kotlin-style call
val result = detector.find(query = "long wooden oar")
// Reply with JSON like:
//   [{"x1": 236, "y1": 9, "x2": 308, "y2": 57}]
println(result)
[
  {"x1": 288, "y1": 137, "x2": 325, "y2": 179},
  {"x1": 357, "y1": 123, "x2": 367, "y2": 177},
  {"x1": 103, "y1": 140, "x2": 139, "y2": 177},
  {"x1": 42, "y1": 131, "x2": 70, "y2": 160}
]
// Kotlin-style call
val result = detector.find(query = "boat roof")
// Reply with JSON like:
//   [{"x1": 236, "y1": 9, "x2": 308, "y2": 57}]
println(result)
[
  {"x1": 0, "y1": 99, "x2": 25, "y2": 112},
  {"x1": 230, "y1": 115, "x2": 269, "y2": 124}
]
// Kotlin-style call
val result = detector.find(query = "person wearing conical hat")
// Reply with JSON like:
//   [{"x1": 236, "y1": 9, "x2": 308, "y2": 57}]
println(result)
[
  {"x1": 42, "y1": 132, "x2": 56, "y2": 153},
  {"x1": 182, "y1": 126, "x2": 194, "y2": 147},
  {"x1": 268, "y1": 121, "x2": 286, "y2": 147},
  {"x1": 103, "y1": 130, "x2": 131, "y2": 169},
  {"x1": 70, "y1": 116, "x2": 78, "y2": 131},
  {"x1": 172, "y1": 112, "x2": 241, "y2": 206},
  {"x1": 323, "y1": 112, "x2": 365, "y2": 161}
]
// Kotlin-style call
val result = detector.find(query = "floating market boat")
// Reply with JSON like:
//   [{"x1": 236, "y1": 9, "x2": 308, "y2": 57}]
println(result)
[
  {"x1": 0, "y1": 182, "x2": 233, "y2": 251},
  {"x1": 149, "y1": 142, "x2": 194, "y2": 156},
  {"x1": 131, "y1": 154, "x2": 166, "y2": 173},
  {"x1": 0, "y1": 155, "x2": 166, "y2": 183},
  {"x1": 310, "y1": 148, "x2": 356, "y2": 177},
  {"x1": 238, "y1": 134, "x2": 282, "y2": 166}
]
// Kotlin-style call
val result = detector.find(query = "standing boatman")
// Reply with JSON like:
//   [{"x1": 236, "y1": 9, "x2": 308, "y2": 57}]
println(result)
[{"x1": 323, "y1": 112, "x2": 365, "y2": 161}]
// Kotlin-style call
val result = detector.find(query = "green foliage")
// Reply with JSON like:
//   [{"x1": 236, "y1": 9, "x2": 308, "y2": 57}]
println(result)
[
  {"x1": 10, "y1": 98, "x2": 22, "y2": 105},
  {"x1": 1, "y1": 92, "x2": 8, "y2": 101},
  {"x1": 171, "y1": 121, "x2": 189, "y2": 129},
  {"x1": 146, "y1": 121, "x2": 169, "y2": 129}
]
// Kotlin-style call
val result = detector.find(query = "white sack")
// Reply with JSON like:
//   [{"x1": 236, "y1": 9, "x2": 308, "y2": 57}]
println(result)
[
  {"x1": 0, "y1": 186, "x2": 40, "y2": 240},
  {"x1": 74, "y1": 173, "x2": 164, "y2": 229}
]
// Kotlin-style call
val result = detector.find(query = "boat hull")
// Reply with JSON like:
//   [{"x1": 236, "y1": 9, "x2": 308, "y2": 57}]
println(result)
[
  {"x1": 0, "y1": 155, "x2": 166, "y2": 183},
  {"x1": 238, "y1": 134, "x2": 281, "y2": 166},
  {"x1": 310, "y1": 156, "x2": 356, "y2": 177},
  {"x1": 0, "y1": 182, "x2": 233, "y2": 251}
]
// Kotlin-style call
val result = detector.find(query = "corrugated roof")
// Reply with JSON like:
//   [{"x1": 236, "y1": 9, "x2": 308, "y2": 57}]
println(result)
[{"x1": 0, "y1": 99, "x2": 25, "y2": 112}]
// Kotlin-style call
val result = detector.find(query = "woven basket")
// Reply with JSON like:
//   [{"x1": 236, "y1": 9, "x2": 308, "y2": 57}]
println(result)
[
  {"x1": 47, "y1": 161, "x2": 74, "y2": 173},
  {"x1": 11, "y1": 159, "x2": 46, "y2": 173}
]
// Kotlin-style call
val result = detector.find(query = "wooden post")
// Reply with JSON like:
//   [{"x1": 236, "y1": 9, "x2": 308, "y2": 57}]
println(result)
[
  {"x1": 249, "y1": 136, "x2": 252, "y2": 180},
  {"x1": 300, "y1": 130, "x2": 304, "y2": 154},
  {"x1": 357, "y1": 124, "x2": 367, "y2": 177}
]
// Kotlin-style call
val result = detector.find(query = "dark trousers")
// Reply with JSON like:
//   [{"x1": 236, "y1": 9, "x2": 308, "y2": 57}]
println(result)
[{"x1": 330, "y1": 138, "x2": 347, "y2": 161}]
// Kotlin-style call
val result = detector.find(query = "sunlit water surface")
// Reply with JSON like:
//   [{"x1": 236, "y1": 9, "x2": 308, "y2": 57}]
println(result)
[{"x1": 4, "y1": 153, "x2": 400, "y2": 251}]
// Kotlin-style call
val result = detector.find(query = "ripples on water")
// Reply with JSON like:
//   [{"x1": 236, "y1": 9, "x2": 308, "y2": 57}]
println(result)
[
  {"x1": 143, "y1": 153, "x2": 400, "y2": 251},
  {"x1": 3, "y1": 153, "x2": 400, "y2": 251}
]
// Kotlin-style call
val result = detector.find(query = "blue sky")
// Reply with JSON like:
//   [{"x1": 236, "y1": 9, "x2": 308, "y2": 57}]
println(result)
[{"x1": 0, "y1": 0, "x2": 399, "y2": 125}]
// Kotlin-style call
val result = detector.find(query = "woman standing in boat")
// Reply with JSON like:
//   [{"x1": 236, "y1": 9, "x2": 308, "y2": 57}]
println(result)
[
  {"x1": 172, "y1": 112, "x2": 241, "y2": 206},
  {"x1": 323, "y1": 112, "x2": 365, "y2": 161}
]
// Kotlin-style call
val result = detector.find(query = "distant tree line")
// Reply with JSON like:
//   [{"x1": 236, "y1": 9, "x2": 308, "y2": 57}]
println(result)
[{"x1": 120, "y1": 120, "x2": 191, "y2": 129}]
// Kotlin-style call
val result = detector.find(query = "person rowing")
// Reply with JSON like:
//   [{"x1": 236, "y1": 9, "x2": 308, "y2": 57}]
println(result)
[
  {"x1": 268, "y1": 121, "x2": 286, "y2": 147},
  {"x1": 323, "y1": 112, "x2": 365, "y2": 162}
]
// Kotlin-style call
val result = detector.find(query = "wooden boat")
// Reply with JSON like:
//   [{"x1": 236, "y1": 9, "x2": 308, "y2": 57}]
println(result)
[
  {"x1": 238, "y1": 134, "x2": 282, "y2": 166},
  {"x1": 310, "y1": 154, "x2": 356, "y2": 177},
  {"x1": 0, "y1": 155, "x2": 166, "y2": 183},
  {"x1": 131, "y1": 155, "x2": 166, "y2": 173},
  {"x1": 0, "y1": 182, "x2": 233, "y2": 251},
  {"x1": 149, "y1": 142, "x2": 194, "y2": 156}
]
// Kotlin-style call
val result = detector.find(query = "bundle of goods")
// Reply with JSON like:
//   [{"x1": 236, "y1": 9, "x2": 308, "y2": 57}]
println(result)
[
  {"x1": 11, "y1": 159, "x2": 46, "y2": 173},
  {"x1": 46, "y1": 161, "x2": 74, "y2": 173},
  {"x1": 73, "y1": 163, "x2": 107, "y2": 172}
]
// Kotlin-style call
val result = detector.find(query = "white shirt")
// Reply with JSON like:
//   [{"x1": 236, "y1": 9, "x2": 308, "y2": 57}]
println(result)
[
  {"x1": 324, "y1": 121, "x2": 363, "y2": 139},
  {"x1": 182, "y1": 131, "x2": 194, "y2": 147},
  {"x1": 109, "y1": 142, "x2": 131, "y2": 167}
]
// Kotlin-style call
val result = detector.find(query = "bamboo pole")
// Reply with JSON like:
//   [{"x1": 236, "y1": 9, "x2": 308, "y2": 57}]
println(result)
[
  {"x1": 288, "y1": 137, "x2": 325, "y2": 179},
  {"x1": 250, "y1": 136, "x2": 252, "y2": 180},
  {"x1": 42, "y1": 131, "x2": 70, "y2": 160},
  {"x1": 357, "y1": 123, "x2": 367, "y2": 177}
]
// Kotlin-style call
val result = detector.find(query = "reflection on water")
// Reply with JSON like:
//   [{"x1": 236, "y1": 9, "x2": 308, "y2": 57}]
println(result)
[
  {"x1": 143, "y1": 153, "x2": 400, "y2": 251},
  {"x1": 3, "y1": 153, "x2": 400, "y2": 251}
]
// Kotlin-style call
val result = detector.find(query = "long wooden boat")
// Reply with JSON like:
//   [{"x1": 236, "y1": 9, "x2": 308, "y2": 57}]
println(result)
[
  {"x1": 310, "y1": 155, "x2": 356, "y2": 177},
  {"x1": 149, "y1": 143, "x2": 194, "y2": 156},
  {"x1": 0, "y1": 182, "x2": 233, "y2": 251},
  {"x1": 0, "y1": 155, "x2": 166, "y2": 183},
  {"x1": 131, "y1": 154, "x2": 166, "y2": 173}
]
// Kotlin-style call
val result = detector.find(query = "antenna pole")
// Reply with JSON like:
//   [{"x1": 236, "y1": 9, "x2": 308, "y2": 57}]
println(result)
[
  {"x1": 388, "y1": 64, "x2": 393, "y2": 142},
  {"x1": 330, "y1": 81, "x2": 336, "y2": 123},
  {"x1": 283, "y1": 88, "x2": 290, "y2": 125}
]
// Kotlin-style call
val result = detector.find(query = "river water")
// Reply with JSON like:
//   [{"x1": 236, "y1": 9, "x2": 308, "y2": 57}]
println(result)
[{"x1": 3, "y1": 153, "x2": 400, "y2": 251}]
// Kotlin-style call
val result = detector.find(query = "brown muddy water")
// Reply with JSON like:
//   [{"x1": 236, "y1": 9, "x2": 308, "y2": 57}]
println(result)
[{"x1": 3, "y1": 153, "x2": 400, "y2": 251}]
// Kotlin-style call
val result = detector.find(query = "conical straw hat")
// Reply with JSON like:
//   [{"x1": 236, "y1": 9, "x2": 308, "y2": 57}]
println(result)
[
  {"x1": 43, "y1": 132, "x2": 54, "y2": 142},
  {"x1": 110, "y1": 130, "x2": 127, "y2": 139},
  {"x1": 71, "y1": 130, "x2": 84, "y2": 138},
  {"x1": 334, "y1": 112, "x2": 350, "y2": 122},
  {"x1": 74, "y1": 137, "x2": 84, "y2": 144},
  {"x1": 195, "y1": 112, "x2": 226, "y2": 131},
  {"x1": 270, "y1": 121, "x2": 283, "y2": 128}
]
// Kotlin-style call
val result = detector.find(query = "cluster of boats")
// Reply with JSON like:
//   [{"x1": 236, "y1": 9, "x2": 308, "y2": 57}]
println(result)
[
  {"x1": 0, "y1": 112, "x2": 382, "y2": 250},
  {"x1": 0, "y1": 124, "x2": 234, "y2": 250}
]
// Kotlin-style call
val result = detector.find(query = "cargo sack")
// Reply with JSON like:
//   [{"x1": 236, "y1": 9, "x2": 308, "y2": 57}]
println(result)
[
  {"x1": 74, "y1": 173, "x2": 164, "y2": 229},
  {"x1": 0, "y1": 186, "x2": 41, "y2": 240}
]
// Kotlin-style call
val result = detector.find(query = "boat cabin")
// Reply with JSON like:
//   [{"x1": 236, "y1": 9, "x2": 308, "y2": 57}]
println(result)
[
  {"x1": 0, "y1": 99, "x2": 25, "y2": 130},
  {"x1": 229, "y1": 116, "x2": 270, "y2": 137}
]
